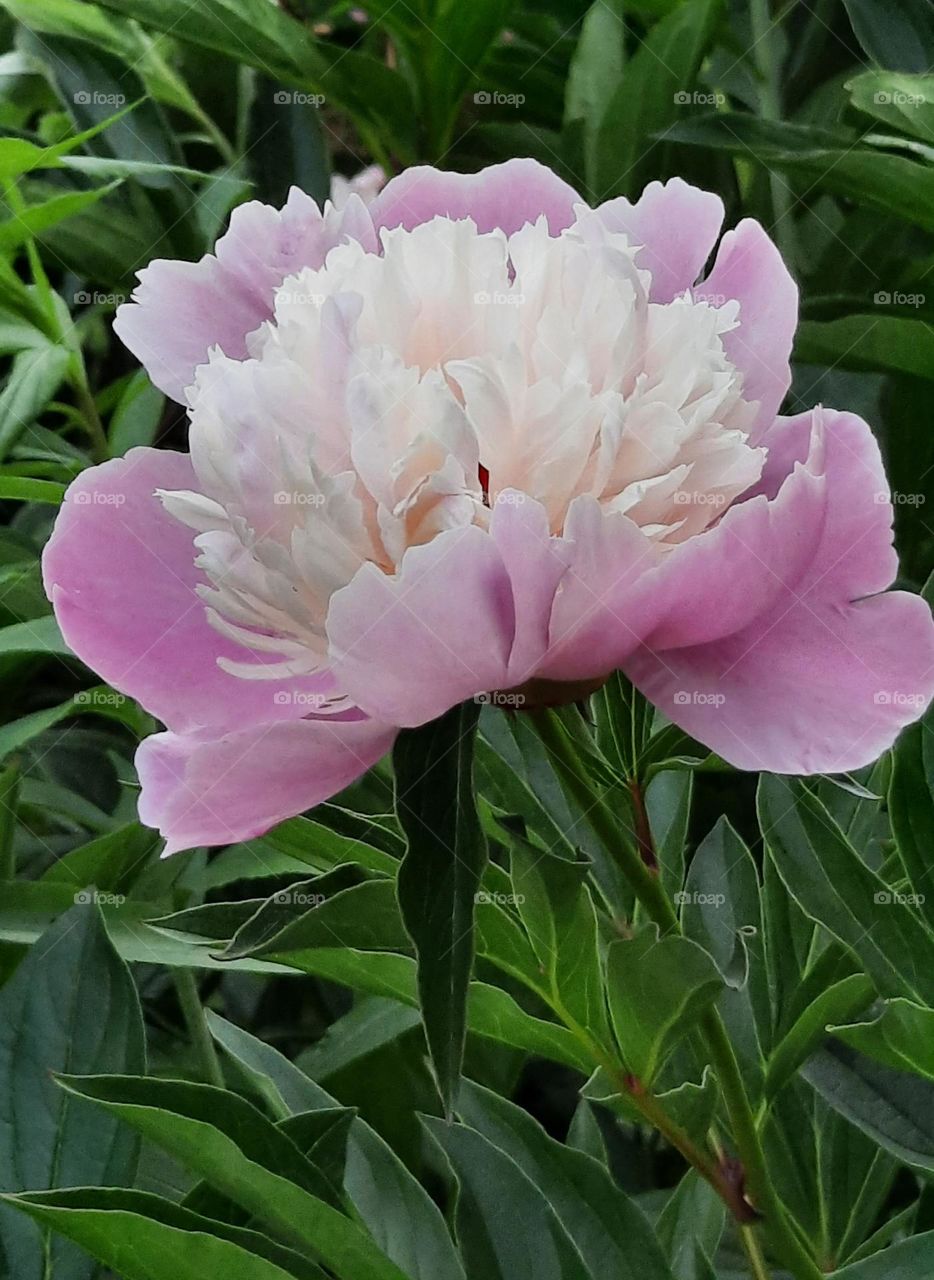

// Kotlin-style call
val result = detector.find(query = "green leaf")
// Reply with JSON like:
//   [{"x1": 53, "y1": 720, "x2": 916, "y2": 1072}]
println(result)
[
  {"x1": 394, "y1": 701, "x2": 487, "y2": 1113},
  {"x1": 681, "y1": 817, "x2": 769, "y2": 1068},
  {"x1": 593, "y1": 0, "x2": 721, "y2": 198},
  {"x1": 40, "y1": 821, "x2": 159, "y2": 891},
  {"x1": 0, "y1": 182, "x2": 121, "y2": 253},
  {"x1": 563, "y1": 0, "x2": 625, "y2": 194},
  {"x1": 842, "y1": 0, "x2": 934, "y2": 72},
  {"x1": 207, "y1": 1013, "x2": 467, "y2": 1280},
  {"x1": 0, "y1": 903, "x2": 144, "y2": 1280},
  {"x1": 795, "y1": 316, "x2": 934, "y2": 381},
  {"x1": 108, "y1": 370, "x2": 163, "y2": 453},
  {"x1": 889, "y1": 710, "x2": 934, "y2": 930},
  {"x1": 89, "y1": 0, "x2": 416, "y2": 160},
  {"x1": 424, "y1": 1117, "x2": 590, "y2": 1280},
  {"x1": 803, "y1": 1042, "x2": 934, "y2": 1173},
  {"x1": 832, "y1": 998, "x2": 934, "y2": 1081},
  {"x1": 606, "y1": 926, "x2": 723, "y2": 1084},
  {"x1": 457, "y1": 1080, "x2": 676, "y2": 1280},
  {"x1": 219, "y1": 867, "x2": 409, "y2": 959},
  {"x1": 510, "y1": 841, "x2": 609, "y2": 1043},
  {"x1": 297, "y1": 997, "x2": 421, "y2": 1082},
  {"x1": 848, "y1": 71, "x2": 934, "y2": 142},
  {"x1": 55, "y1": 1074, "x2": 410, "y2": 1280},
  {"x1": 764, "y1": 974, "x2": 875, "y2": 1100},
  {"x1": 832, "y1": 1231, "x2": 934, "y2": 1277},
  {"x1": 0, "y1": 345, "x2": 70, "y2": 458},
  {"x1": 665, "y1": 114, "x2": 934, "y2": 232},
  {"x1": 0, "y1": 475, "x2": 64, "y2": 503},
  {"x1": 656, "y1": 1172, "x2": 725, "y2": 1280},
  {"x1": 1, "y1": 1187, "x2": 326, "y2": 1280},
  {"x1": 759, "y1": 775, "x2": 934, "y2": 1005}
]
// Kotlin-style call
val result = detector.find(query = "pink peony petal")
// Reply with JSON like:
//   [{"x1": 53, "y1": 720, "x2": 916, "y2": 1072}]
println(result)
[
  {"x1": 137, "y1": 715, "x2": 396, "y2": 855},
  {"x1": 700, "y1": 218, "x2": 798, "y2": 441},
  {"x1": 624, "y1": 409, "x2": 934, "y2": 773},
  {"x1": 327, "y1": 524, "x2": 515, "y2": 726},
  {"x1": 114, "y1": 188, "x2": 377, "y2": 402},
  {"x1": 592, "y1": 178, "x2": 725, "y2": 302},
  {"x1": 374, "y1": 158, "x2": 581, "y2": 236},
  {"x1": 42, "y1": 448, "x2": 338, "y2": 735}
]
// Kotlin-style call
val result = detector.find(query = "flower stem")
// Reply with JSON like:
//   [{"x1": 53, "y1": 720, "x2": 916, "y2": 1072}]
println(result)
[
  {"x1": 531, "y1": 708, "x2": 824, "y2": 1280},
  {"x1": 173, "y1": 968, "x2": 225, "y2": 1089}
]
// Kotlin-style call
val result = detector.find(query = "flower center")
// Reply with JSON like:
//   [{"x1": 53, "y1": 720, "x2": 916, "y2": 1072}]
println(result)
[{"x1": 158, "y1": 212, "x2": 765, "y2": 684}]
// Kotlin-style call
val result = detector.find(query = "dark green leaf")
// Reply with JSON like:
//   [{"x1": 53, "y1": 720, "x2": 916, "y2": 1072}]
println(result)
[{"x1": 394, "y1": 701, "x2": 487, "y2": 1113}]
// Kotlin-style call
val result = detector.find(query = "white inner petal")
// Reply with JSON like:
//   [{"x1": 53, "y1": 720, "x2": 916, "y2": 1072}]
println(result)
[{"x1": 161, "y1": 213, "x2": 766, "y2": 677}]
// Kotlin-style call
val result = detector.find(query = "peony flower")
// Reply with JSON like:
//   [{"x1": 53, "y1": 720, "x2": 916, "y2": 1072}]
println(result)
[
  {"x1": 329, "y1": 163, "x2": 386, "y2": 210},
  {"x1": 43, "y1": 159, "x2": 934, "y2": 854}
]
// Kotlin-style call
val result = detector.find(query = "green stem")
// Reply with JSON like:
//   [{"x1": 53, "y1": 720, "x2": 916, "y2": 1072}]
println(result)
[
  {"x1": 531, "y1": 709, "x2": 824, "y2": 1280},
  {"x1": 71, "y1": 364, "x2": 110, "y2": 463},
  {"x1": 742, "y1": 1225, "x2": 773, "y2": 1280},
  {"x1": 173, "y1": 969, "x2": 225, "y2": 1089},
  {"x1": 749, "y1": 0, "x2": 799, "y2": 272}
]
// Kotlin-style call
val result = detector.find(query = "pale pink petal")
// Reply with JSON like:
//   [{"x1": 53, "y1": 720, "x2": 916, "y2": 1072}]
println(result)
[
  {"x1": 624, "y1": 409, "x2": 934, "y2": 773},
  {"x1": 592, "y1": 178, "x2": 725, "y2": 302},
  {"x1": 538, "y1": 497, "x2": 660, "y2": 682},
  {"x1": 115, "y1": 189, "x2": 377, "y2": 401},
  {"x1": 490, "y1": 494, "x2": 571, "y2": 682},
  {"x1": 327, "y1": 525, "x2": 514, "y2": 726},
  {"x1": 42, "y1": 448, "x2": 338, "y2": 735},
  {"x1": 138, "y1": 716, "x2": 396, "y2": 855},
  {"x1": 699, "y1": 219, "x2": 798, "y2": 441},
  {"x1": 374, "y1": 158, "x2": 581, "y2": 236}
]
